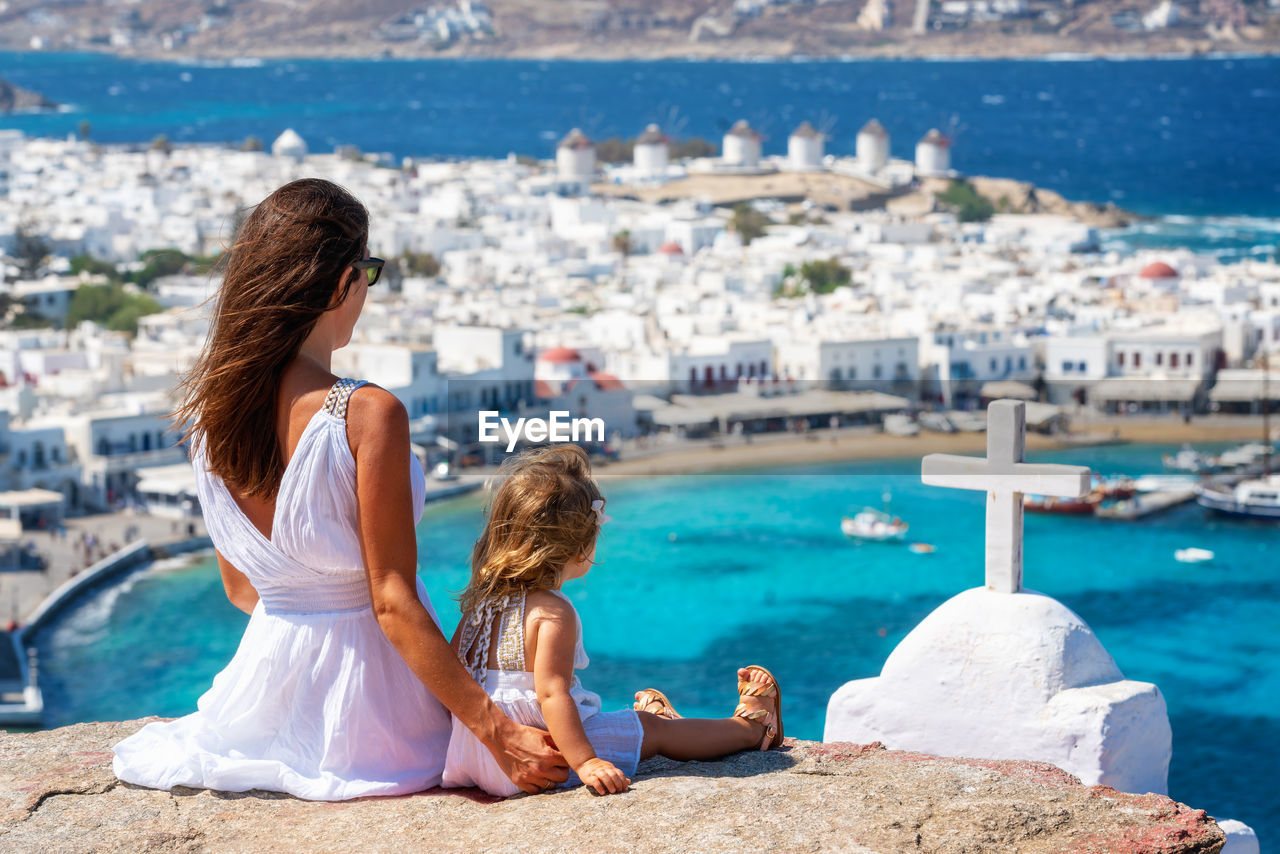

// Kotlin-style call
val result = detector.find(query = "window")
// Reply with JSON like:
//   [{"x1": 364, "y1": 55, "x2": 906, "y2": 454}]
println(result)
[
  {"x1": 989, "y1": 358, "x2": 998, "y2": 372},
  {"x1": 1078, "y1": 361, "x2": 1087, "y2": 372},
  {"x1": 1117, "y1": 352, "x2": 1125, "y2": 367},
  {"x1": 1134, "y1": 352, "x2": 1142, "y2": 368},
  {"x1": 1156, "y1": 352, "x2": 1163, "y2": 366},
  {"x1": 1186, "y1": 352, "x2": 1194, "y2": 366},
  {"x1": 1061, "y1": 361, "x2": 1073, "y2": 373},
  {"x1": 1018, "y1": 356, "x2": 1027, "y2": 370},
  {"x1": 1170, "y1": 352, "x2": 1179, "y2": 368}
]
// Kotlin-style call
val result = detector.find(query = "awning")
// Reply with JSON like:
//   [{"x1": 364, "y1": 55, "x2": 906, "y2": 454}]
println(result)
[
  {"x1": 0, "y1": 489, "x2": 65, "y2": 510},
  {"x1": 1209, "y1": 370, "x2": 1280, "y2": 403},
  {"x1": 980, "y1": 380, "x2": 1038, "y2": 401},
  {"x1": 1091, "y1": 378, "x2": 1200, "y2": 403}
]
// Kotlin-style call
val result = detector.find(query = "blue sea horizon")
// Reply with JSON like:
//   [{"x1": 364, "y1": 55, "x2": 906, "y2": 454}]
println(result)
[
  {"x1": 2, "y1": 51, "x2": 1280, "y2": 263},
  {"x1": 29, "y1": 443, "x2": 1279, "y2": 842}
]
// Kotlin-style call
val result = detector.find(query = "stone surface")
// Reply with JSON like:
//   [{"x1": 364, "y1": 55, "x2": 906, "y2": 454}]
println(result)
[
  {"x1": 826, "y1": 587, "x2": 1173, "y2": 796},
  {"x1": 1, "y1": 720, "x2": 1224, "y2": 853}
]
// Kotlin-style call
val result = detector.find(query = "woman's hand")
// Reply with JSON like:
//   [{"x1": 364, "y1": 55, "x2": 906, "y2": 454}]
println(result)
[
  {"x1": 491, "y1": 718, "x2": 571, "y2": 794},
  {"x1": 577, "y1": 757, "x2": 630, "y2": 795}
]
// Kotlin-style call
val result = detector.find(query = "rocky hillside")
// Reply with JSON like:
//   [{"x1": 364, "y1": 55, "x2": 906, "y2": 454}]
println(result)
[
  {"x1": 0, "y1": 78, "x2": 57, "y2": 113},
  {"x1": 0, "y1": 719, "x2": 1226, "y2": 853},
  {"x1": 1, "y1": 0, "x2": 1277, "y2": 59}
]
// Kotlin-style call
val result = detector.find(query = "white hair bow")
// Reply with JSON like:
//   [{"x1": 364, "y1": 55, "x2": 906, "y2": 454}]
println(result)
[{"x1": 591, "y1": 499, "x2": 612, "y2": 525}]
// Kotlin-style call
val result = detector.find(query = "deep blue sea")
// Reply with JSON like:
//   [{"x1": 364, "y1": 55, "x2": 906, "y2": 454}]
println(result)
[
  {"x1": 31, "y1": 444, "x2": 1279, "y2": 841},
  {"x1": 2, "y1": 52, "x2": 1279, "y2": 260}
]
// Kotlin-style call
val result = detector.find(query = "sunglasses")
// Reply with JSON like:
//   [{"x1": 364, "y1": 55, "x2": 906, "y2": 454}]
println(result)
[{"x1": 351, "y1": 257, "x2": 386, "y2": 286}]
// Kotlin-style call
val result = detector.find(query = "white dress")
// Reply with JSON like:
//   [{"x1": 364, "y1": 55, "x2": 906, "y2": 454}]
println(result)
[
  {"x1": 113, "y1": 378, "x2": 453, "y2": 801},
  {"x1": 441, "y1": 589, "x2": 643, "y2": 797}
]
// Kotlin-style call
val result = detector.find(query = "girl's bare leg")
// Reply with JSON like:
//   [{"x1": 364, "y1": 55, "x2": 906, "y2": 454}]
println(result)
[{"x1": 637, "y1": 712, "x2": 763, "y2": 761}]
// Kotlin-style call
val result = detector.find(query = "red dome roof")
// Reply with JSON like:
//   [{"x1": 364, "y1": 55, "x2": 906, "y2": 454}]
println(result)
[
  {"x1": 658, "y1": 241, "x2": 685, "y2": 255},
  {"x1": 1138, "y1": 261, "x2": 1178, "y2": 279},
  {"x1": 539, "y1": 346, "x2": 582, "y2": 364}
]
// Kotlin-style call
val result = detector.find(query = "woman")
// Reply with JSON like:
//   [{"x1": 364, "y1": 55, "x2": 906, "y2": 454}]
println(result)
[{"x1": 112, "y1": 178, "x2": 568, "y2": 800}]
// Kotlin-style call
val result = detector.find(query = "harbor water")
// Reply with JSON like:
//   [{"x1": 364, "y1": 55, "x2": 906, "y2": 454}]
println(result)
[{"x1": 28, "y1": 444, "x2": 1279, "y2": 841}]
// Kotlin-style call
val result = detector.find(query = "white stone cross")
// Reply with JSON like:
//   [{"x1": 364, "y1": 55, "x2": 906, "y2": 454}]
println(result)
[{"x1": 921, "y1": 400, "x2": 1092, "y2": 593}]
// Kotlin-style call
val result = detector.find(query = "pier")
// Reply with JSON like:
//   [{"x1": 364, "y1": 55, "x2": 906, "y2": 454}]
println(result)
[{"x1": 1095, "y1": 488, "x2": 1198, "y2": 520}]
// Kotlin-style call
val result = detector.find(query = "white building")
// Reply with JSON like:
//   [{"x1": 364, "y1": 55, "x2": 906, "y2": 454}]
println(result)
[
  {"x1": 270, "y1": 128, "x2": 308, "y2": 162},
  {"x1": 915, "y1": 129, "x2": 951, "y2": 177},
  {"x1": 722, "y1": 120, "x2": 762, "y2": 169},
  {"x1": 556, "y1": 128, "x2": 596, "y2": 185},
  {"x1": 633, "y1": 124, "x2": 669, "y2": 181},
  {"x1": 787, "y1": 122, "x2": 824, "y2": 172},
  {"x1": 776, "y1": 336, "x2": 920, "y2": 396},
  {"x1": 856, "y1": 119, "x2": 890, "y2": 173}
]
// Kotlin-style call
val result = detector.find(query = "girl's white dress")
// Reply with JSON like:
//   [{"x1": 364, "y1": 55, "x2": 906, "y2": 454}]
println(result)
[
  {"x1": 112, "y1": 379, "x2": 454, "y2": 801},
  {"x1": 442, "y1": 589, "x2": 643, "y2": 797}
]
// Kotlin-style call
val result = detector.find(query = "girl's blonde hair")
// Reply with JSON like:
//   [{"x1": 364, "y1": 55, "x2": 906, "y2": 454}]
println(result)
[{"x1": 459, "y1": 445, "x2": 605, "y2": 615}]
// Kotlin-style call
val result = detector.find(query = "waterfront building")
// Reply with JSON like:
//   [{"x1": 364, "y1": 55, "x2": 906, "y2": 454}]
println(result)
[
  {"x1": 787, "y1": 122, "x2": 824, "y2": 172},
  {"x1": 722, "y1": 120, "x2": 762, "y2": 169},
  {"x1": 856, "y1": 119, "x2": 890, "y2": 173},
  {"x1": 915, "y1": 129, "x2": 951, "y2": 177}
]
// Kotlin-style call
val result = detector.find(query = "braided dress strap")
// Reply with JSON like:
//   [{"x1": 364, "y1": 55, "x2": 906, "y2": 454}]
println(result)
[
  {"x1": 322, "y1": 377, "x2": 365, "y2": 420},
  {"x1": 456, "y1": 591, "x2": 528, "y2": 681}
]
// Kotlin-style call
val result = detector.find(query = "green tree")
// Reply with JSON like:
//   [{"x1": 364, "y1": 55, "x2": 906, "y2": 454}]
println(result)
[
  {"x1": 611, "y1": 229, "x2": 632, "y2": 257},
  {"x1": 77, "y1": 120, "x2": 92, "y2": 141},
  {"x1": 939, "y1": 179, "x2": 995, "y2": 223},
  {"x1": 797, "y1": 258, "x2": 852, "y2": 295},
  {"x1": 69, "y1": 254, "x2": 121, "y2": 280},
  {"x1": 241, "y1": 135, "x2": 264, "y2": 152},
  {"x1": 670, "y1": 137, "x2": 717, "y2": 159},
  {"x1": 67, "y1": 283, "x2": 161, "y2": 335},
  {"x1": 13, "y1": 224, "x2": 51, "y2": 280},
  {"x1": 730, "y1": 204, "x2": 769, "y2": 246},
  {"x1": 594, "y1": 137, "x2": 633, "y2": 163},
  {"x1": 132, "y1": 249, "x2": 191, "y2": 289},
  {"x1": 402, "y1": 250, "x2": 441, "y2": 277},
  {"x1": 150, "y1": 134, "x2": 173, "y2": 154}
]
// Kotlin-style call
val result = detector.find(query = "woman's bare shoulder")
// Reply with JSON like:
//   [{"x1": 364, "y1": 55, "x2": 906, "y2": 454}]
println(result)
[{"x1": 344, "y1": 383, "x2": 408, "y2": 449}]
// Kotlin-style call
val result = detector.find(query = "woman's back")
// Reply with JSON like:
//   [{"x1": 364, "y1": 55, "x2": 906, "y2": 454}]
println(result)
[{"x1": 113, "y1": 377, "x2": 447, "y2": 801}]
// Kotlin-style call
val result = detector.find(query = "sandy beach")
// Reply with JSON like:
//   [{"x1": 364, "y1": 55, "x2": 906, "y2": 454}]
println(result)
[{"x1": 593, "y1": 414, "x2": 1273, "y2": 480}]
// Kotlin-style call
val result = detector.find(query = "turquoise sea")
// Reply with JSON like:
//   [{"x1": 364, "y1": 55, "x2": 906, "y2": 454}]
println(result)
[
  {"x1": 2, "y1": 53, "x2": 1280, "y2": 260},
  {"x1": 31, "y1": 444, "x2": 1279, "y2": 841}
]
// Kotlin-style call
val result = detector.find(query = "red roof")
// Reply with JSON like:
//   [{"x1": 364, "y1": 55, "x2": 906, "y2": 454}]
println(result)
[
  {"x1": 589, "y1": 371, "x2": 626, "y2": 392},
  {"x1": 534, "y1": 380, "x2": 557, "y2": 399},
  {"x1": 538, "y1": 346, "x2": 582, "y2": 364},
  {"x1": 1138, "y1": 261, "x2": 1178, "y2": 279},
  {"x1": 658, "y1": 241, "x2": 684, "y2": 255}
]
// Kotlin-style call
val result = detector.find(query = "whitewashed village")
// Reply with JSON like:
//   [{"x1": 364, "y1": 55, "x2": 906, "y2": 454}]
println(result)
[
  {"x1": 1, "y1": 119, "x2": 1277, "y2": 528},
  {"x1": 0, "y1": 117, "x2": 1273, "y2": 851}
]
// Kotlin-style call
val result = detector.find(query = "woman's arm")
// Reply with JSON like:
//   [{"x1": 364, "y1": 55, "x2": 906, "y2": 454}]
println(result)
[
  {"x1": 216, "y1": 550, "x2": 259, "y2": 615},
  {"x1": 530, "y1": 593, "x2": 630, "y2": 795},
  {"x1": 348, "y1": 386, "x2": 569, "y2": 794}
]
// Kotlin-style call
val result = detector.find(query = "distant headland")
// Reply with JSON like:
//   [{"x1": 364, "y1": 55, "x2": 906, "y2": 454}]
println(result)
[
  {"x1": 3, "y1": 0, "x2": 1279, "y2": 62},
  {"x1": 0, "y1": 77, "x2": 57, "y2": 114}
]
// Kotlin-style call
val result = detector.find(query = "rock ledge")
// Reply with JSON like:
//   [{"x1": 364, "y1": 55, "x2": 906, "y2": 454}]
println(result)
[{"x1": 1, "y1": 720, "x2": 1224, "y2": 853}]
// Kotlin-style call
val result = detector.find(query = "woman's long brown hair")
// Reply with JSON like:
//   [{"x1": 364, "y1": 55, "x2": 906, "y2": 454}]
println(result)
[{"x1": 174, "y1": 178, "x2": 369, "y2": 498}]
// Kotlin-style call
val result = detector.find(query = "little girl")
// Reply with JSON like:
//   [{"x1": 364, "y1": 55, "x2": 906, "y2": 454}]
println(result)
[{"x1": 441, "y1": 445, "x2": 783, "y2": 797}]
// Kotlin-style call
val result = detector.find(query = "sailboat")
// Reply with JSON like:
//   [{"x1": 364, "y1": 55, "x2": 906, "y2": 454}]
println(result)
[{"x1": 841, "y1": 491, "x2": 910, "y2": 542}]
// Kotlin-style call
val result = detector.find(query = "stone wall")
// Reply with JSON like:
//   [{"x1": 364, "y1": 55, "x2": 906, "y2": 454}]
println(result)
[{"x1": 0, "y1": 720, "x2": 1225, "y2": 853}]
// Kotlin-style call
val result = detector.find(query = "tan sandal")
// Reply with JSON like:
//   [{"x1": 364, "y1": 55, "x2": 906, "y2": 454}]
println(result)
[
  {"x1": 633, "y1": 688, "x2": 681, "y2": 720},
  {"x1": 734, "y1": 665, "x2": 783, "y2": 750}
]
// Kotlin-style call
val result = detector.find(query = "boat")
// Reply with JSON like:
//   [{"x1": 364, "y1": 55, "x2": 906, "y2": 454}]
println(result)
[
  {"x1": 882, "y1": 413, "x2": 919, "y2": 436},
  {"x1": 1097, "y1": 475, "x2": 1137, "y2": 500},
  {"x1": 907, "y1": 542, "x2": 936, "y2": 555},
  {"x1": 841, "y1": 508, "x2": 909, "y2": 541},
  {"x1": 1162, "y1": 444, "x2": 1218, "y2": 474},
  {"x1": 1132, "y1": 474, "x2": 1198, "y2": 493},
  {"x1": 1174, "y1": 548, "x2": 1215, "y2": 564},
  {"x1": 1194, "y1": 474, "x2": 1280, "y2": 520},
  {"x1": 918, "y1": 411, "x2": 956, "y2": 433},
  {"x1": 1215, "y1": 442, "x2": 1272, "y2": 470},
  {"x1": 1024, "y1": 491, "x2": 1103, "y2": 514}
]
